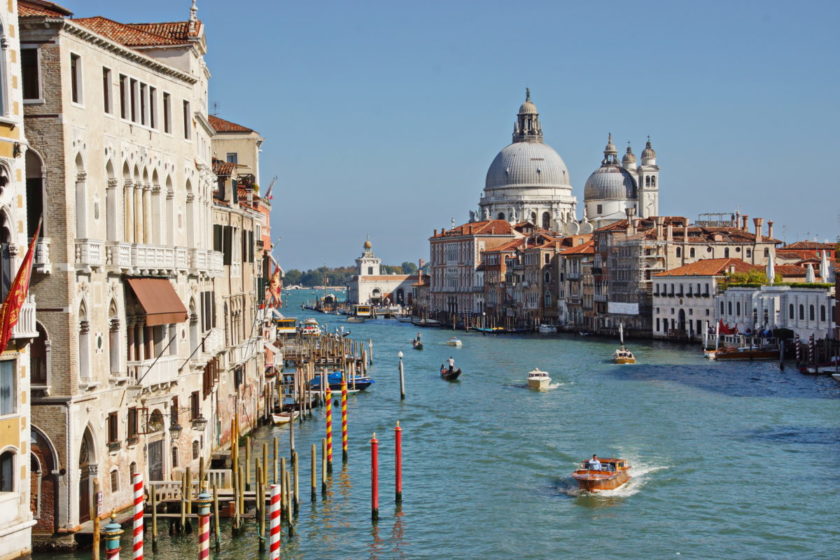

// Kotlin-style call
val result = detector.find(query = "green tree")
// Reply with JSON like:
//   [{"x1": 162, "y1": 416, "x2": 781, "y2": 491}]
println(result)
[{"x1": 400, "y1": 261, "x2": 418, "y2": 274}]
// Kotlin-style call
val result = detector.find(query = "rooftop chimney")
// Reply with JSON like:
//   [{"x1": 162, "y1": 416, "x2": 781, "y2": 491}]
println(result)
[
  {"x1": 754, "y1": 217, "x2": 764, "y2": 243},
  {"x1": 741, "y1": 215, "x2": 749, "y2": 231},
  {"x1": 767, "y1": 220, "x2": 774, "y2": 239}
]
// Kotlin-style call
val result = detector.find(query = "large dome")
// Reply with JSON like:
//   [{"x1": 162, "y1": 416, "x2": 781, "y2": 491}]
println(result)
[
  {"x1": 584, "y1": 165, "x2": 637, "y2": 200},
  {"x1": 485, "y1": 142, "x2": 571, "y2": 190}
]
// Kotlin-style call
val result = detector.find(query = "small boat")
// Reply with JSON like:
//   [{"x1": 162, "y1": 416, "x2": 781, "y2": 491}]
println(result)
[
  {"x1": 309, "y1": 371, "x2": 374, "y2": 392},
  {"x1": 271, "y1": 411, "x2": 300, "y2": 425},
  {"x1": 527, "y1": 368, "x2": 551, "y2": 390},
  {"x1": 538, "y1": 324, "x2": 557, "y2": 334},
  {"x1": 710, "y1": 346, "x2": 779, "y2": 361},
  {"x1": 299, "y1": 318, "x2": 322, "y2": 336},
  {"x1": 440, "y1": 366, "x2": 461, "y2": 381},
  {"x1": 572, "y1": 457, "x2": 631, "y2": 492},
  {"x1": 412, "y1": 339, "x2": 424, "y2": 351},
  {"x1": 447, "y1": 337, "x2": 463, "y2": 347},
  {"x1": 578, "y1": 330, "x2": 593, "y2": 337},
  {"x1": 346, "y1": 316, "x2": 366, "y2": 323},
  {"x1": 613, "y1": 323, "x2": 636, "y2": 364}
]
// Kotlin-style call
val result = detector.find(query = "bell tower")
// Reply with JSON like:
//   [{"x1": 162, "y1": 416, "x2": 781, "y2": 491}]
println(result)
[
  {"x1": 356, "y1": 239, "x2": 381, "y2": 276},
  {"x1": 637, "y1": 137, "x2": 660, "y2": 218}
]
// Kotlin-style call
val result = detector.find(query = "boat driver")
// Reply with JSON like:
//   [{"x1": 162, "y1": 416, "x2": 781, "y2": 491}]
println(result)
[
  {"x1": 448, "y1": 356, "x2": 455, "y2": 371},
  {"x1": 588, "y1": 454, "x2": 601, "y2": 471}
]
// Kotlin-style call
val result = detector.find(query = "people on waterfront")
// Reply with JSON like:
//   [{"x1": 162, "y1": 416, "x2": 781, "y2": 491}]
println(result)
[{"x1": 588, "y1": 454, "x2": 601, "y2": 471}]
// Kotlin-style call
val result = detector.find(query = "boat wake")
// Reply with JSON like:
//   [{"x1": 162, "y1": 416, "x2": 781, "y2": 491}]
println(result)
[{"x1": 506, "y1": 382, "x2": 567, "y2": 391}]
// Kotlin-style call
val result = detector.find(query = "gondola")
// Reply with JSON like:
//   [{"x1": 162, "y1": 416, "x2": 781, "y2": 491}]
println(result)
[
  {"x1": 440, "y1": 366, "x2": 461, "y2": 381},
  {"x1": 412, "y1": 339, "x2": 424, "y2": 350}
]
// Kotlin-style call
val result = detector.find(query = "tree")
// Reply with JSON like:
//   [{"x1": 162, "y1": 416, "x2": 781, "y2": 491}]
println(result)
[{"x1": 400, "y1": 261, "x2": 418, "y2": 274}]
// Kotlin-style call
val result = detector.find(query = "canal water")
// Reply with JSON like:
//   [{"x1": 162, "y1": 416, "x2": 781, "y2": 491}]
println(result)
[{"x1": 38, "y1": 289, "x2": 840, "y2": 559}]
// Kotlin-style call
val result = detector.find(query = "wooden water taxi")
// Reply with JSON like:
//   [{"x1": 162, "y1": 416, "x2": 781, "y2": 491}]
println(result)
[
  {"x1": 709, "y1": 346, "x2": 779, "y2": 361},
  {"x1": 527, "y1": 368, "x2": 551, "y2": 390},
  {"x1": 571, "y1": 457, "x2": 631, "y2": 492}
]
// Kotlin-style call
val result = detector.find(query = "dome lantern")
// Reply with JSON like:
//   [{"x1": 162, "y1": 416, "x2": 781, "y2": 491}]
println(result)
[
  {"x1": 512, "y1": 88, "x2": 543, "y2": 143},
  {"x1": 641, "y1": 136, "x2": 657, "y2": 165},
  {"x1": 622, "y1": 143, "x2": 637, "y2": 169}
]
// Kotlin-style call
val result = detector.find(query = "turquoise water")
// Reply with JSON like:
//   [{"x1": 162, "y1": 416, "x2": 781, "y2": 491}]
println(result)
[{"x1": 37, "y1": 290, "x2": 840, "y2": 558}]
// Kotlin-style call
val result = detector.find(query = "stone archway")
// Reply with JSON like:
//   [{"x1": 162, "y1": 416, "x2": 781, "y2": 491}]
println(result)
[
  {"x1": 30, "y1": 427, "x2": 58, "y2": 533},
  {"x1": 78, "y1": 427, "x2": 96, "y2": 523}
]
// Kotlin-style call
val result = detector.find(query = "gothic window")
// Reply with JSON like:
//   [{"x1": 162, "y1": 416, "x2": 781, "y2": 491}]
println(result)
[
  {"x1": 645, "y1": 176, "x2": 650, "y2": 186},
  {"x1": 789, "y1": 304, "x2": 794, "y2": 319},
  {"x1": 809, "y1": 305, "x2": 815, "y2": 321},
  {"x1": 0, "y1": 450, "x2": 13, "y2": 492},
  {"x1": 542, "y1": 212, "x2": 551, "y2": 230},
  {"x1": 820, "y1": 305, "x2": 826, "y2": 322},
  {"x1": 799, "y1": 304, "x2": 804, "y2": 320},
  {"x1": 724, "y1": 248, "x2": 730, "y2": 258},
  {"x1": 651, "y1": 176, "x2": 656, "y2": 186},
  {"x1": 30, "y1": 322, "x2": 49, "y2": 385}
]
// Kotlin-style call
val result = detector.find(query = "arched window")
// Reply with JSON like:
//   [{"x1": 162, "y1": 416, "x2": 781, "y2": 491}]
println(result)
[
  {"x1": 497, "y1": 212, "x2": 505, "y2": 220},
  {"x1": 789, "y1": 304, "x2": 794, "y2": 319},
  {"x1": 0, "y1": 211, "x2": 11, "y2": 301},
  {"x1": 541, "y1": 212, "x2": 551, "y2": 230},
  {"x1": 799, "y1": 304, "x2": 804, "y2": 320},
  {"x1": 105, "y1": 159, "x2": 118, "y2": 242},
  {"x1": 122, "y1": 163, "x2": 133, "y2": 242},
  {"x1": 720, "y1": 301, "x2": 725, "y2": 315},
  {"x1": 26, "y1": 150, "x2": 46, "y2": 237},
  {"x1": 724, "y1": 248, "x2": 730, "y2": 258},
  {"x1": 736, "y1": 302, "x2": 741, "y2": 316},
  {"x1": 148, "y1": 410, "x2": 164, "y2": 433},
  {"x1": 809, "y1": 305, "x2": 815, "y2": 321},
  {"x1": 764, "y1": 248, "x2": 770, "y2": 257},
  {"x1": 820, "y1": 305, "x2": 826, "y2": 322},
  {"x1": 676, "y1": 247, "x2": 682, "y2": 258},
  {"x1": 690, "y1": 248, "x2": 695, "y2": 258},
  {"x1": 651, "y1": 176, "x2": 656, "y2": 186},
  {"x1": 186, "y1": 179, "x2": 195, "y2": 248},
  {"x1": 108, "y1": 300, "x2": 120, "y2": 375},
  {"x1": 165, "y1": 176, "x2": 174, "y2": 246},
  {"x1": 78, "y1": 301, "x2": 90, "y2": 380},
  {"x1": 192, "y1": 441, "x2": 200, "y2": 460},
  {"x1": 74, "y1": 154, "x2": 87, "y2": 239},
  {"x1": 645, "y1": 176, "x2": 650, "y2": 186},
  {"x1": 31, "y1": 323, "x2": 49, "y2": 386},
  {"x1": 728, "y1": 302, "x2": 732, "y2": 315},
  {"x1": 0, "y1": 450, "x2": 14, "y2": 492}
]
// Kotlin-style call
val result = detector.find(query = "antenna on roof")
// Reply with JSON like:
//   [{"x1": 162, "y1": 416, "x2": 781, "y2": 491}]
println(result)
[{"x1": 211, "y1": 102, "x2": 219, "y2": 116}]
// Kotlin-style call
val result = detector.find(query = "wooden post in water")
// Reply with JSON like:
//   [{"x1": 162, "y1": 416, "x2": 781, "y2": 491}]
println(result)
[
  {"x1": 284, "y1": 469, "x2": 293, "y2": 530},
  {"x1": 262, "y1": 443, "x2": 269, "y2": 488},
  {"x1": 198, "y1": 457, "x2": 205, "y2": 489},
  {"x1": 257, "y1": 463, "x2": 265, "y2": 551},
  {"x1": 212, "y1": 483, "x2": 221, "y2": 549},
  {"x1": 238, "y1": 467, "x2": 246, "y2": 521},
  {"x1": 179, "y1": 470, "x2": 188, "y2": 533},
  {"x1": 292, "y1": 450, "x2": 300, "y2": 515},
  {"x1": 245, "y1": 437, "x2": 252, "y2": 491},
  {"x1": 91, "y1": 478, "x2": 100, "y2": 560},
  {"x1": 279, "y1": 457, "x2": 287, "y2": 518},
  {"x1": 273, "y1": 437, "x2": 279, "y2": 484},
  {"x1": 185, "y1": 466, "x2": 193, "y2": 533},
  {"x1": 150, "y1": 485, "x2": 158, "y2": 546},
  {"x1": 321, "y1": 438, "x2": 328, "y2": 496},
  {"x1": 232, "y1": 459, "x2": 240, "y2": 534},
  {"x1": 310, "y1": 443, "x2": 317, "y2": 502}
]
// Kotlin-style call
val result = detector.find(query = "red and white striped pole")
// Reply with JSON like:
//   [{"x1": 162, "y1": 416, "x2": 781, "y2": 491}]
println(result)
[
  {"x1": 370, "y1": 432, "x2": 379, "y2": 522},
  {"x1": 195, "y1": 488, "x2": 211, "y2": 560},
  {"x1": 395, "y1": 422, "x2": 402, "y2": 504},
  {"x1": 269, "y1": 484, "x2": 281, "y2": 560},
  {"x1": 131, "y1": 473, "x2": 144, "y2": 560}
]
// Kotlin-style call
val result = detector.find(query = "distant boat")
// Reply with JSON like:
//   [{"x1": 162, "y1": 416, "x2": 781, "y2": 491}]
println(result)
[
  {"x1": 571, "y1": 457, "x2": 631, "y2": 492},
  {"x1": 271, "y1": 411, "x2": 300, "y2": 425},
  {"x1": 309, "y1": 371, "x2": 374, "y2": 392},
  {"x1": 346, "y1": 316, "x2": 366, "y2": 323},
  {"x1": 447, "y1": 337, "x2": 463, "y2": 347},
  {"x1": 299, "y1": 318, "x2": 321, "y2": 336},
  {"x1": 440, "y1": 366, "x2": 461, "y2": 381},
  {"x1": 527, "y1": 368, "x2": 551, "y2": 390},
  {"x1": 412, "y1": 339, "x2": 424, "y2": 351},
  {"x1": 538, "y1": 324, "x2": 557, "y2": 334},
  {"x1": 613, "y1": 323, "x2": 636, "y2": 364}
]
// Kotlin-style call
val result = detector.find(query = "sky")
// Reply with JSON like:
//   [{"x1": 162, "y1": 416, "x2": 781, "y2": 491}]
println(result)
[{"x1": 73, "y1": 0, "x2": 840, "y2": 270}]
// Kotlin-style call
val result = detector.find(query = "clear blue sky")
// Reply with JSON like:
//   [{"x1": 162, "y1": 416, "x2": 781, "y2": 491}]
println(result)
[{"x1": 74, "y1": 0, "x2": 840, "y2": 269}]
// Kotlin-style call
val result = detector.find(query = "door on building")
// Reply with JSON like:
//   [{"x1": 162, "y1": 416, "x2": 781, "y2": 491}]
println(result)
[
  {"x1": 678, "y1": 309, "x2": 686, "y2": 333},
  {"x1": 78, "y1": 428, "x2": 94, "y2": 523},
  {"x1": 148, "y1": 440, "x2": 164, "y2": 481}
]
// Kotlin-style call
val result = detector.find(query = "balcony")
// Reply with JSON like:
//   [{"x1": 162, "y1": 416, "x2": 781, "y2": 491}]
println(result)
[
  {"x1": 8, "y1": 296, "x2": 38, "y2": 339},
  {"x1": 190, "y1": 249, "x2": 208, "y2": 272},
  {"x1": 75, "y1": 240, "x2": 105, "y2": 270},
  {"x1": 34, "y1": 238, "x2": 51, "y2": 274},
  {"x1": 133, "y1": 244, "x2": 176, "y2": 273},
  {"x1": 107, "y1": 242, "x2": 132, "y2": 271},
  {"x1": 128, "y1": 355, "x2": 181, "y2": 387}
]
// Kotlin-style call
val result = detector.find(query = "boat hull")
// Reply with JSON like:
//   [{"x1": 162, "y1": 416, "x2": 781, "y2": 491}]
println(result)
[
  {"x1": 271, "y1": 411, "x2": 299, "y2": 425},
  {"x1": 440, "y1": 368, "x2": 461, "y2": 381},
  {"x1": 528, "y1": 378, "x2": 551, "y2": 390},
  {"x1": 572, "y1": 469, "x2": 630, "y2": 492},
  {"x1": 713, "y1": 349, "x2": 778, "y2": 361}
]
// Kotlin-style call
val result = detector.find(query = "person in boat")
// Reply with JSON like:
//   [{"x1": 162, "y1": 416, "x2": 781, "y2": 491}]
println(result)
[
  {"x1": 587, "y1": 454, "x2": 601, "y2": 471},
  {"x1": 447, "y1": 356, "x2": 455, "y2": 372}
]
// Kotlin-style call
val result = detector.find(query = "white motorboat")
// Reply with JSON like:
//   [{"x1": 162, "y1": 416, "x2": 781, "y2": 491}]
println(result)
[
  {"x1": 299, "y1": 318, "x2": 322, "y2": 336},
  {"x1": 527, "y1": 368, "x2": 551, "y2": 390},
  {"x1": 538, "y1": 324, "x2": 557, "y2": 334},
  {"x1": 271, "y1": 411, "x2": 300, "y2": 425},
  {"x1": 447, "y1": 337, "x2": 463, "y2": 347}
]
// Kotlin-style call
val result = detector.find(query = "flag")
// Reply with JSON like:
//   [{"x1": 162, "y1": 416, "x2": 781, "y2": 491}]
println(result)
[
  {"x1": 0, "y1": 222, "x2": 40, "y2": 354},
  {"x1": 718, "y1": 319, "x2": 737, "y2": 336}
]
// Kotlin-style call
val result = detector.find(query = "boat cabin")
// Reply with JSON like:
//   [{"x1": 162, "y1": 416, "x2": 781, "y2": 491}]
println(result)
[
  {"x1": 275, "y1": 317, "x2": 297, "y2": 335},
  {"x1": 354, "y1": 305, "x2": 372, "y2": 317},
  {"x1": 579, "y1": 458, "x2": 627, "y2": 472}
]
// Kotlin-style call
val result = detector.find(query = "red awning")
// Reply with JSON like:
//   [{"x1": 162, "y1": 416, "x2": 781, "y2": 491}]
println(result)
[{"x1": 126, "y1": 278, "x2": 189, "y2": 326}]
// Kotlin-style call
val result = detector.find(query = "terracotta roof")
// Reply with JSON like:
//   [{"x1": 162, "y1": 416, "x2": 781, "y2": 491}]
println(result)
[
  {"x1": 485, "y1": 238, "x2": 526, "y2": 253},
  {"x1": 433, "y1": 220, "x2": 516, "y2": 238},
  {"x1": 560, "y1": 239, "x2": 595, "y2": 255},
  {"x1": 358, "y1": 275, "x2": 413, "y2": 281},
  {"x1": 775, "y1": 265, "x2": 806, "y2": 278},
  {"x1": 782, "y1": 241, "x2": 836, "y2": 251},
  {"x1": 72, "y1": 16, "x2": 199, "y2": 47},
  {"x1": 209, "y1": 115, "x2": 254, "y2": 134},
  {"x1": 212, "y1": 158, "x2": 237, "y2": 177},
  {"x1": 19, "y1": 0, "x2": 72, "y2": 17},
  {"x1": 654, "y1": 258, "x2": 759, "y2": 277}
]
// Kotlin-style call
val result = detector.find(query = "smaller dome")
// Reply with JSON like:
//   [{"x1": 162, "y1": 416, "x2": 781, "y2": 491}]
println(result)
[
  {"x1": 622, "y1": 146, "x2": 636, "y2": 167},
  {"x1": 584, "y1": 165, "x2": 638, "y2": 201},
  {"x1": 604, "y1": 133, "x2": 617, "y2": 156},
  {"x1": 363, "y1": 240, "x2": 372, "y2": 249},
  {"x1": 642, "y1": 138, "x2": 656, "y2": 161},
  {"x1": 518, "y1": 87, "x2": 538, "y2": 114}
]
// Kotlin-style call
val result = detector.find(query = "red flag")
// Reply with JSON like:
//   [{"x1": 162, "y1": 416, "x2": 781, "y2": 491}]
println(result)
[
  {"x1": 718, "y1": 319, "x2": 738, "y2": 335},
  {"x1": 0, "y1": 222, "x2": 40, "y2": 354}
]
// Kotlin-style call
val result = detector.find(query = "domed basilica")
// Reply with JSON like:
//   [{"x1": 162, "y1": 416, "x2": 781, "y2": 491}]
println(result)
[{"x1": 473, "y1": 90, "x2": 659, "y2": 232}]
